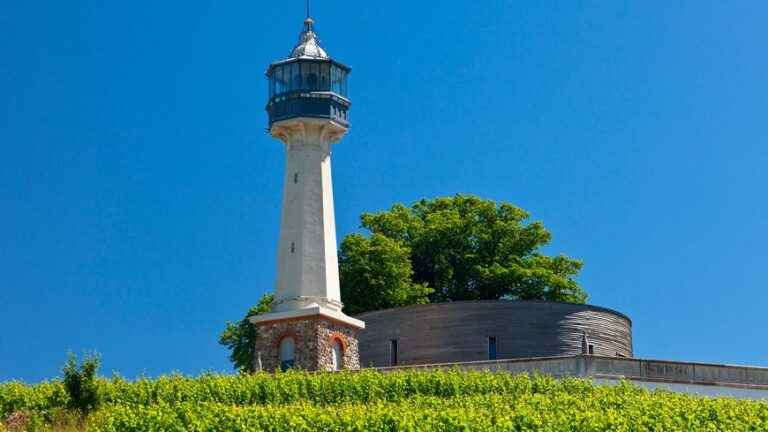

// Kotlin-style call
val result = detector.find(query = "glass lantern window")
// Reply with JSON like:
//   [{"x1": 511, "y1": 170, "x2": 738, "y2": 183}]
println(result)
[
  {"x1": 301, "y1": 63, "x2": 311, "y2": 90},
  {"x1": 331, "y1": 66, "x2": 338, "y2": 94},
  {"x1": 270, "y1": 68, "x2": 277, "y2": 95},
  {"x1": 320, "y1": 63, "x2": 330, "y2": 91},
  {"x1": 290, "y1": 62, "x2": 301, "y2": 91},
  {"x1": 282, "y1": 65, "x2": 289, "y2": 93},
  {"x1": 277, "y1": 66, "x2": 284, "y2": 93},
  {"x1": 308, "y1": 63, "x2": 319, "y2": 88},
  {"x1": 276, "y1": 65, "x2": 287, "y2": 95},
  {"x1": 274, "y1": 66, "x2": 281, "y2": 94},
  {"x1": 331, "y1": 65, "x2": 349, "y2": 97},
  {"x1": 270, "y1": 61, "x2": 348, "y2": 98}
]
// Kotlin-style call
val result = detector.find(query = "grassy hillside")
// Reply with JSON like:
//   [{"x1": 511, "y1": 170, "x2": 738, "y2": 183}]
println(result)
[{"x1": 2, "y1": 370, "x2": 767, "y2": 431}]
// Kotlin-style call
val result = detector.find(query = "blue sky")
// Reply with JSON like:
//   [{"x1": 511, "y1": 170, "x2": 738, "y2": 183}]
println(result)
[{"x1": 1, "y1": 1, "x2": 767, "y2": 382}]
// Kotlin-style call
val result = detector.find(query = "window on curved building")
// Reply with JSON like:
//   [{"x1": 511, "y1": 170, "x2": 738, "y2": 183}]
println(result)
[
  {"x1": 488, "y1": 337, "x2": 497, "y2": 360},
  {"x1": 389, "y1": 339, "x2": 398, "y2": 366},
  {"x1": 279, "y1": 336, "x2": 295, "y2": 371},
  {"x1": 331, "y1": 339, "x2": 343, "y2": 371}
]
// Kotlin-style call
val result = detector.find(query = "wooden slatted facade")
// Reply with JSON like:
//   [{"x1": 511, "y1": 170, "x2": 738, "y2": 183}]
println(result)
[{"x1": 355, "y1": 301, "x2": 633, "y2": 368}]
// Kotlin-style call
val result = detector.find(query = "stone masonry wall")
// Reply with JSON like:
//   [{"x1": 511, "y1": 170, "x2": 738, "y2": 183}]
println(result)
[
  {"x1": 316, "y1": 318, "x2": 361, "y2": 370},
  {"x1": 254, "y1": 316, "x2": 360, "y2": 372}
]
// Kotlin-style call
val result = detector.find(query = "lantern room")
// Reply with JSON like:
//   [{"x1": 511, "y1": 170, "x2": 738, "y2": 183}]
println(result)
[{"x1": 266, "y1": 18, "x2": 351, "y2": 128}]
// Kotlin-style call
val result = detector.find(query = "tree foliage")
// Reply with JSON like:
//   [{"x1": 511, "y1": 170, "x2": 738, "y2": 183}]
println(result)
[
  {"x1": 218, "y1": 293, "x2": 273, "y2": 373},
  {"x1": 339, "y1": 233, "x2": 432, "y2": 315},
  {"x1": 62, "y1": 352, "x2": 101, "y2": 414},
  {"x1": 340, "y1": 195, "x2": 587, "y2": 312}
]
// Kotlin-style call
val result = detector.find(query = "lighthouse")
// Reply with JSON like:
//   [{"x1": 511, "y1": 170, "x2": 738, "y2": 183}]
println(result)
[{"x1": 250, "y1": 11, "x2": 364, "y2": 372}]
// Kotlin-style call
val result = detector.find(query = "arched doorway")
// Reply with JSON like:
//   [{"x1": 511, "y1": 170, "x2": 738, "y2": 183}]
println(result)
[
  {"x1": 279, "y1": 336, "x2": 295, "y2": 371},
  {"x1": 331, "y1": 338, "x2": 344, "y2": 371}
]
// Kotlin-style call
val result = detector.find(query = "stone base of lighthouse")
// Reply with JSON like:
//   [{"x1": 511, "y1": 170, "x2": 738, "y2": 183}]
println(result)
[{"x1": 252, "y1": 310, "x2": 362, "y2": 372}]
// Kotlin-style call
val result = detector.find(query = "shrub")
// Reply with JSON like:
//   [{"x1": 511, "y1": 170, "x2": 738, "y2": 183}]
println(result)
[
  {"x1": 0, "y1": 381, "x2": 68, "y2": 422},
  {"x1": 62, "y1": 352, "x2": 101, "y2": 414}
]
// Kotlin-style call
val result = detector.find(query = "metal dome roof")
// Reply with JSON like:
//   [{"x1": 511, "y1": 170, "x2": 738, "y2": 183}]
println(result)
[{"x1": 289, "y1": 17, "x2": 329, "y2": 60}]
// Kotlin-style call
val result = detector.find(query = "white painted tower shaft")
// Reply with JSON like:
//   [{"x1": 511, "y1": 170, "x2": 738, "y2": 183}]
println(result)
[{"x1": 271, "y1": 119, "x2": 347, "y2": 314}]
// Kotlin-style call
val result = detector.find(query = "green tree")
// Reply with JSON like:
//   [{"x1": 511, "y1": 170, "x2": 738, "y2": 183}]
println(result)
[
  {"x1": 62, "y1": 352, "x2": 101, "y2": 414},
  {"x1": 339, "y1": 233, "x2": 432, "y2": 315},
  {"x1": 218, "y1": 293, "x2": 273, "y2": 373},
  {"x1": 349, "y1": 194, "x2": 587, "y2": 305}
]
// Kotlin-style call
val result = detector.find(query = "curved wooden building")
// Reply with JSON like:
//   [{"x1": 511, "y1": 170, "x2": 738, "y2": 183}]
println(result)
[{"x1": 355, "y1": 301, "x2": 633, "y2": 367}]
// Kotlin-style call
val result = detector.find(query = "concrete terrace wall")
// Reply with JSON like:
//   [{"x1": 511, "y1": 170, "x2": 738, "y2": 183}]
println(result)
[
  {"x1": 374, "y1": 355, "x2": 768, "y2": 400},
  {"x1": 355, "y1": 301, "x2": 633, "y2": 367}
]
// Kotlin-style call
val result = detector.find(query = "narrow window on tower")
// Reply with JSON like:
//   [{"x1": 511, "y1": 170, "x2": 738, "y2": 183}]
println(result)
[
  {"x1": 291, "y1": 242, "x2": 295, "y2": 254},
  {"x1": 389, "y1": 339, "x2": 398, "y2": 366},
  {"x1": 488, "y1": 337, "x2": 497, "y2": 360},
  {"x1": 588, "y1": 344, "x2": 595, "y2": 355},
  {"x1": 331, "y1": 339, "x2": 343, "y2": 371},
  {"x1": 294, "y1": 173, "x2": 298, "y2": 184},
  {"x1": 279, "y1": 337, "x2": 295, "y2": 371}
]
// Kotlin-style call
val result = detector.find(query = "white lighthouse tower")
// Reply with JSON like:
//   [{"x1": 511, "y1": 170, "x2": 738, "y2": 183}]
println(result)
[{"x1": 250, "y1": 11, "x2": 364, "y2": 372}]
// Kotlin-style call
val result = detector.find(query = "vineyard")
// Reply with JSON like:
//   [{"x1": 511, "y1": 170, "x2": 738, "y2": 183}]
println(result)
[{"x1": 2, "y1": 370, "x2": 767, "y2": 431}]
